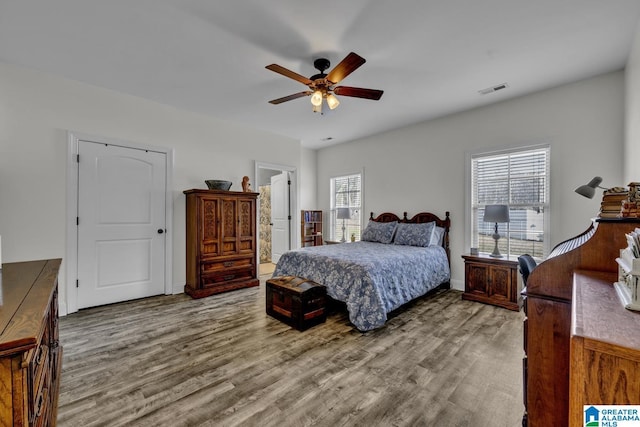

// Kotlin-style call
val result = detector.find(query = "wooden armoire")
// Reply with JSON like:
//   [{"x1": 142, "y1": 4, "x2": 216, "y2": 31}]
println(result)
[{"x1": 184, "y1": 189, "x2": 259, "y2": 298}]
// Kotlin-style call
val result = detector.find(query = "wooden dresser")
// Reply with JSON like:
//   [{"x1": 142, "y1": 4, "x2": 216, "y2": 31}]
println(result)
[
  {"x1": 522, "y1": 218, "x2": 640, "y2": 427},
  {"x1": 184, "y1": 189, "x2": 259, "y2": 299},
  {"x1": 0, "y1": 259, "x2": 62, "y2": 427},
  {"x1": 569, "y1": 271, "x2": 640, "y2": 427}
]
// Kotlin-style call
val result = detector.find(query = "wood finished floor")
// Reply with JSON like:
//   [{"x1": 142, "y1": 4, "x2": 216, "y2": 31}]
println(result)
[{"x1": 58, "y1": 278, "x2": 524, "y2": 427}]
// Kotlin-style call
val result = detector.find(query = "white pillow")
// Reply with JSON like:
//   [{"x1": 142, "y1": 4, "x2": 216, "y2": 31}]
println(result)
[{"x1": 430, "y1": 226, "x2": 445, "y2": 246}]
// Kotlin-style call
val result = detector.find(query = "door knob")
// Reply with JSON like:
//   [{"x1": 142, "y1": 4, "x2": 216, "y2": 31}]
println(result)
[{"x1": 157, "y1": 229, "x2": 164, "y2": 234}]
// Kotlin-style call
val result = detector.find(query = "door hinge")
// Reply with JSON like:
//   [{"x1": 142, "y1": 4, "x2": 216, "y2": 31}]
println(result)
[
  {"x1": 288, "y1": 215, "x2": 291, "y2": 220},
  {"x1": 288, "y1": 180, "x2": 291, "y2": 185},
  {"x1": 76, "y1": 279, "x2": 79, "y2": 288},
  {"x1": 76, "y1": 154, "x2": 80, "y2": 163},
  {"x1": 76, "y1": 217, "x2": 79, "y2": 225}
]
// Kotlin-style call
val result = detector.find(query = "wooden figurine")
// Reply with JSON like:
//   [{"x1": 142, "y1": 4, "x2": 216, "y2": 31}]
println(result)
[{"x1": 242, "y1": 176, "x2": 251, "y2": 192}]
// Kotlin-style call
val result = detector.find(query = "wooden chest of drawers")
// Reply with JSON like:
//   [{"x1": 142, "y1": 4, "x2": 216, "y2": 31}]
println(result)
[
  {"x1": 266, "y1": 276, "x2": 327, "y2": 331},
  {"x1": 0, "y1": 259, "x2": 63, "y2": 427}
]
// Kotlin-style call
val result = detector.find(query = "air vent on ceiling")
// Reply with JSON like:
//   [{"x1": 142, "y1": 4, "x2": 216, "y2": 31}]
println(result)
[{"x1": 478, "y1": 83, "x2": 509, "y2": 95}]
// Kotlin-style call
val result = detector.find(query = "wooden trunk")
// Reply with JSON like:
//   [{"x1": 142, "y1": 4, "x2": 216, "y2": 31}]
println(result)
[
  {"x1": 0, "y1": 259, "x2": 62, "y2": 427},
  {"x1": 184, "y1": 189, "x2": 259, "y2": 298},
  {"x1": 266, "y1": 276, "x2": 327, "y2": 331}
]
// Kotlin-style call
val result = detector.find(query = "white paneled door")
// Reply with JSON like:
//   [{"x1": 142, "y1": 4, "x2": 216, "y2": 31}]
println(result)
[
  {"x1": 77, "y1": 141, "x2": 166, "y2": 309},
  {"x1": 270, "y1": 172, "x2": 290, "y2": 263}
]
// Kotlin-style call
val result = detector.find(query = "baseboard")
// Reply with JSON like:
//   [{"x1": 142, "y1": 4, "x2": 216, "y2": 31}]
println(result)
[{"x1": 450, "y1": 278, "x2": 464, "y2": 292}]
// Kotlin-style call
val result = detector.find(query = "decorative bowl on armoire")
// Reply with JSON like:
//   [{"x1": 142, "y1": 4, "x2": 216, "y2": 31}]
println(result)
[{"x1": 205, "y1": 180, "x2": 232, "y2": 191}]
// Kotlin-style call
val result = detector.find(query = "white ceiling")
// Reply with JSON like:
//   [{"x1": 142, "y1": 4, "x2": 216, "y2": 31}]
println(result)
[{"x1": 1, "y1": 1, "x2": 639, "y2": 149}]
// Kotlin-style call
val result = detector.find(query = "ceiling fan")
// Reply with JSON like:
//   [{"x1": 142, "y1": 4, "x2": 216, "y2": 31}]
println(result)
[{"x1": 266, "y1": 52, "x2": 383, "y2": 113}]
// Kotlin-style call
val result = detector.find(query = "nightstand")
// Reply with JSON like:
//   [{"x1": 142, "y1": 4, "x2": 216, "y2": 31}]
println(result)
[{"x1": 461, "y1": 253, "x2": 522, "y2": 311}]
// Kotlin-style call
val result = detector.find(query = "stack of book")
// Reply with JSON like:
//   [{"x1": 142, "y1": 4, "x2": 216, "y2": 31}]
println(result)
[
  {"x1": 614, "y1": 228, "x2": 640, "y2": 310},
  {"x1": 621, "y1": 200, "x2": 639, "y2": 218},
  {"x1": 599, "y1": 187, "x2": 628, "y2": 218},
  {"x1": 620, "y1": 182, "x2": 640, "y2": 218}
]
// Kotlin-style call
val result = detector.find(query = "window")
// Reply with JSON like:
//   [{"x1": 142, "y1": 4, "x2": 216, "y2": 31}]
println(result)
[
  {"x1": 330, "y1": 173, "x2": 362, "y2": 241},
  {"x1": 470, "y1": 145, "x2": 550, "y2": 258}
]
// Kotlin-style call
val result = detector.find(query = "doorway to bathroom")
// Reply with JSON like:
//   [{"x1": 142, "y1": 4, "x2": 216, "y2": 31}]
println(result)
[{"x1": 255, "y1": 162, "x2": 297, "y2": 277}]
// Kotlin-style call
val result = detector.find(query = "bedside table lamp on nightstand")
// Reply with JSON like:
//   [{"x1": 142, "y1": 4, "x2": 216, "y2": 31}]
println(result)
[
  {"x1": 337, "y1": 208, "x2": 351, "y2": 242},
  {"x1": 484, "y1": 204, "x2": 510, "y2": 258}
]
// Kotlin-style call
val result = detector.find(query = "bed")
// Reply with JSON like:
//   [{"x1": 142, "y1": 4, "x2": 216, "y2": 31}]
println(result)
[{"x1": 272, "y1": 211, "x2": 451, "y2": 331}]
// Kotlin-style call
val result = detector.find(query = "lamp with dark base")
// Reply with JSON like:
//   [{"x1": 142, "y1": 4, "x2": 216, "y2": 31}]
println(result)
[
  {"x1": 337, "y1": 208, "x2": 351, "y2": 243},
  {"x1": 483, "y1": 205, "x2": 510, "y2": 258}
]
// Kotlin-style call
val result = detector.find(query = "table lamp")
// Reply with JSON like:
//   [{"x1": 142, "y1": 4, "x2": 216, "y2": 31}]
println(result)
[
  {"x1": 337, "y1": 208, "x2": 351, "y2": 242},
  {"x1": 484, "y1": 205, "x2": 510, "y2": 258}
]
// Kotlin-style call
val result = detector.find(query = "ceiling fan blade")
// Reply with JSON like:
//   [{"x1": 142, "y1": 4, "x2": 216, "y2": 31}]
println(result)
[
  {"x1": 326, "y1": 52, "x2": 366, "y2": 85},
  {"x1": 333, "y1": 86, "x2": 383, "y2": 100},
  {"x1": 266, "y1": 64, "x2": 313, "y2": 86},
  {"x1": 268, "y1": 91, "x2": 312, "y2": 104}
]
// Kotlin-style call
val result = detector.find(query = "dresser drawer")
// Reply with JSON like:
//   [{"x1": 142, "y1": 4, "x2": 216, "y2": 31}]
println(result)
[
  {"x1": 201, "y1": 266, "x2": 255, "y2": 287},
  {"x1": 200, "y1": 257, "x2": 253, "y2": 273},
  {"x1": 50, "y1": 287, "x2": 60, "y2": 347},
  {"x1": 26, "y1": 343, "x2": 51, "y2": 426},
  {"x1": 33, "y1": 371, "x2": 51, "y2": 427}
]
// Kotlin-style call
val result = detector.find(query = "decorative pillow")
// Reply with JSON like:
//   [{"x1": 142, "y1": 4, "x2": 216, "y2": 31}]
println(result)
[
  {"x1": 430, "y1": 226, "x2": 445, "y2": 247},
  {"x1": 361, "y1": 221, "x2": 398, "y2": 244},
  {"x1": 393, "y1": 222, "x2": 435, "y2": 247}
]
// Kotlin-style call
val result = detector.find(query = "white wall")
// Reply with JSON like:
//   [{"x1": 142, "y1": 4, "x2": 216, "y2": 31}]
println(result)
[
  {"x1": 317, "y1": 71, "x2": 625, "y2": 290},
  {"x1": 0, "y1": 62, "x2": 304, "y2": 314},
  {"x1": 626, "y1": 21, "x2": 640, "y2": 183},
  {"x1": 300, "y1": 147, "x2": 317, "y2": 210}
]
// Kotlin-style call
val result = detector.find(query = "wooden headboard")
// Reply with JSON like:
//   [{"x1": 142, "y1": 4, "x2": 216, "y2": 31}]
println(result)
[{"x1": 369, "y1": 211, "x2": 451, "y2": 263}]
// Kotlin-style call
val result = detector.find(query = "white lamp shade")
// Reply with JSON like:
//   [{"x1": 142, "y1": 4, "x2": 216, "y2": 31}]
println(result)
[
  {"x1": 310, "y1": 90, "x2": 323, "y2": 106},
  {"x1": 337, "y1": 208, "x2": 351, "y2": 220},
  {"x1": 483, "y1": 205, "x2": 510, "y2": 223},
  {"x1": 326, "y1": 94, "x2": 340, "y2": 110}
]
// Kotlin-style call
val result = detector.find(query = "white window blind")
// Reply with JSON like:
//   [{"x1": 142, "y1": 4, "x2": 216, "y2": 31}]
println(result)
[
  {"x1": 330, "y1": 173, "x2": 362, "y2": 241},
  {"x1": 471, "y1": 146, "x2": 550, "y2": 258}
]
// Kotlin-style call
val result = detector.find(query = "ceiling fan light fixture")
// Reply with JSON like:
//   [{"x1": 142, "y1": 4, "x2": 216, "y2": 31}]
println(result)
[
  {"x1": 326, "y1": 93, "x2": 340, "y2": 110},
  {"x1": 311, "y1": 90, "x2": 323, "y2": 106},
  {"x1": 266, "y1": 52, "x2": 383, "y2": 112}
]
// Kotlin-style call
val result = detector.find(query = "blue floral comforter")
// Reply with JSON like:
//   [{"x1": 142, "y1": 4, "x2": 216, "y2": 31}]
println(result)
[{"x1": 272, "y1": 241, "x2": 451, "y2": 331}]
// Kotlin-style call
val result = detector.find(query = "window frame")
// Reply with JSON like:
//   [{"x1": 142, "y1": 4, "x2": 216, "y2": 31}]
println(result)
[
  {"x1": 465, "y1": 143, "x2": 551, "y2": 259},
  {"x1": 329, "y1": 171, "x2": 364, "y2": 242}
]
